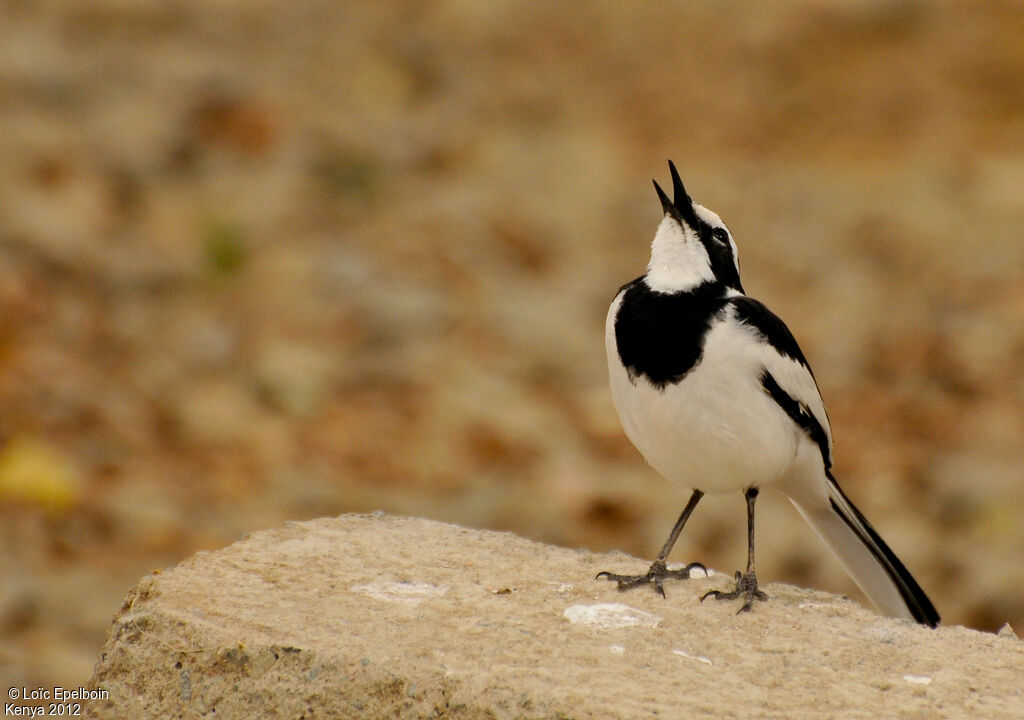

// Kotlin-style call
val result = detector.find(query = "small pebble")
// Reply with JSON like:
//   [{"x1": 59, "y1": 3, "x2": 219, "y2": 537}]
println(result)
[{"x1": 902, "y1": 675, "x2": 932, "y2": 685}]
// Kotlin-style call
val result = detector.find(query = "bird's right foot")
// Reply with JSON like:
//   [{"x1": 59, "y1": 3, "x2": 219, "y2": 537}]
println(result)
[
  {"x1": 700, "y1": 570, "x2": 767, "y2": 613},
  {"x1": 596, "y1": 559, "x2": 707, "y2": 598}
]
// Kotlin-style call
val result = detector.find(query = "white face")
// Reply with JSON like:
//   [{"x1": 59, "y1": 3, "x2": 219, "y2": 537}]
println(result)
[{"x1": 644, "y1": 203, "x2": 740, "y2": 294}]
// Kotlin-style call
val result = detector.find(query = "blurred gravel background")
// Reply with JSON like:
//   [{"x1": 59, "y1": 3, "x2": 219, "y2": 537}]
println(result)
[{"x1": 1, "y1": 0, "x2": 1023, "y2": 689}]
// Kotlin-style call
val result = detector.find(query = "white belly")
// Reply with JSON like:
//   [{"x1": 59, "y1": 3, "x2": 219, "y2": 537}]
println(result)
[{"x1": 606, "y1": 300, "x2": 801, "y2": 495}]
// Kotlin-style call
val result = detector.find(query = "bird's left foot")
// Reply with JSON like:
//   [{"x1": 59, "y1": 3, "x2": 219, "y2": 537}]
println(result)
[{"x1": 700, "y1": 571, "x2": 767, "y2": 614}]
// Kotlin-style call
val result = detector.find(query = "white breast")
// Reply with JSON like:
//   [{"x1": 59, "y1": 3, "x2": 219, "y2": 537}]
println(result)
[{"x1": 605, "y1": 295, "x2": 805, "y2": 495}]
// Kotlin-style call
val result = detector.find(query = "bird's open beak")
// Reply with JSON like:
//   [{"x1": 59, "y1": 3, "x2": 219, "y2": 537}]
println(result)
[{"x1": 653, "y1": 160, "x2": 699, "y2": 229}]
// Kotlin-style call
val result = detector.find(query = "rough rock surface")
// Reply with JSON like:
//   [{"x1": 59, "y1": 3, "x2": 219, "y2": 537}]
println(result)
[{"x1": 87, "y1": 514, "x2": 1024, "y2": 719}]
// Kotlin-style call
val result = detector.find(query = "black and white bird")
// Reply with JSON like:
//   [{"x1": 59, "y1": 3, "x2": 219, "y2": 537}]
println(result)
[{"x1": 597, "y1": 161, "x2": 939, "y2": 627}]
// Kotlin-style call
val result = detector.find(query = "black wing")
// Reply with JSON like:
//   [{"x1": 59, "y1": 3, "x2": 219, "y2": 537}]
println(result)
[{"x1": 729, "y1": 295, "x2": 832, "y2": 468}]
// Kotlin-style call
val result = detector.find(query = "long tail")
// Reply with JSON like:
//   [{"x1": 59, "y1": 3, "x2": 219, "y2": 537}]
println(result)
[{"x1": 789, "y1": 471, "x2": 939, "y2": 627}]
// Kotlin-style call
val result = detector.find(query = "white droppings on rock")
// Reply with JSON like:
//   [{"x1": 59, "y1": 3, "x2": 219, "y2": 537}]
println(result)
[
  {"x1": 563, "y1": 603, "x2": 662, "y2": 629},
  {"x1": 672, "y1": 649, "x2": 712, "y2": 666},
  {"x1": 547, "y1": 582, "x2": 574, "y2": 593},
  {"x1": 350, "y1": 581, "x2": 447, "y2": 605},
  {"x1": 902, "y1": 675, "x2": 932, "y2": 685},
  {"x1": 609, "y1": 645, "x2": 625, "y2": 655}
]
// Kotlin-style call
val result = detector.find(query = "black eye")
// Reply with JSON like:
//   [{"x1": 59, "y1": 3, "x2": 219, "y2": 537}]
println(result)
[{"x1": 712, "y1": 227, "x2": 729, "y2": 243}]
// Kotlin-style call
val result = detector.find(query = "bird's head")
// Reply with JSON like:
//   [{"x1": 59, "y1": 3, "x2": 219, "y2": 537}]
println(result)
[{"x1": 644, "y1": 161, "x2": 742, "y2": 294}]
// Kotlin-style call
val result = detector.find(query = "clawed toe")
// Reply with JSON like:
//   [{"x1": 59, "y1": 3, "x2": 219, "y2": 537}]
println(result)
[
  {"x1": 596, "y1": 560, "x2": 707, "y2": 597},
  {"x1": 700, "y1": 571, "x2": 767, "y2": 614}
]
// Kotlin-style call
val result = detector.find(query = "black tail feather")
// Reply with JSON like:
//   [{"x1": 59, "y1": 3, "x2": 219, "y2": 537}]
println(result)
[{"x1": 826, "y1": 471, "x2": 939, "y2": 627}]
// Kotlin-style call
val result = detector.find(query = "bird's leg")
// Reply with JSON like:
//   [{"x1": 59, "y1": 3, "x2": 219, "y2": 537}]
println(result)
[
  {"x1": 596, "y1": 489, "x2": 706, "y2": 597},
  {"x1": 701, "y1": 487, "x2": 768, "y2": 613}
]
